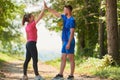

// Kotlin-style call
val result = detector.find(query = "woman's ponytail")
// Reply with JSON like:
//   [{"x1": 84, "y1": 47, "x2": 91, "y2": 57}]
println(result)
[
  {"x1": 22, "y1": 13, "x2": 32, "y2": 25},
  {"x1": 22, "y1": 15, "x2": 26, "y2": 25}
]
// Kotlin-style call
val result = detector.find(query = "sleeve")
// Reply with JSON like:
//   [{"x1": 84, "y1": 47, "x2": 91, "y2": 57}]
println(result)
[
  {"x1": 61, "y1": 14, "x2": 66, "y2": 21},
  {"x1": 70, "y1": 20, "x2": 75, "y2": 28}
]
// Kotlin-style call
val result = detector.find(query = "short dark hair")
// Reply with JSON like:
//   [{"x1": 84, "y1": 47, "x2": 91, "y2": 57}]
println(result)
[{"x1": 64, "y1": 5, "x2": 73, "y2": 11}]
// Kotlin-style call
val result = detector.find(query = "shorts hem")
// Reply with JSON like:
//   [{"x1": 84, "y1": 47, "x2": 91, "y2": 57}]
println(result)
[{"x1": 62, "y1": 52, "x2": 74, "y2": 54}]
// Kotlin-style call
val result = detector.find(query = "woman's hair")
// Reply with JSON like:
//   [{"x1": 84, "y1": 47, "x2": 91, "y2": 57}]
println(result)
[
  {"x1": 64, "y1": 5, "x2": 73, "y2": 12},
  {"x1": 22, "y1": 13, "x2": 32, "y2": 25}
]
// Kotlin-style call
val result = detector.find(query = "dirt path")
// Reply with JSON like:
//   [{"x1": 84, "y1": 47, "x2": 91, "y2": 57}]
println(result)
[{"x1": 0, "y1": 60, "x2": 108, "y2": 80}]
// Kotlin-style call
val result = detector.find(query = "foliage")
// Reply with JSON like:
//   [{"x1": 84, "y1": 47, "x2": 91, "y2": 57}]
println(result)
[
  {"x1": 78, "y1": 55, "x2": 120, "y2": 80},
  {"x1": 46, "y1": 54, "x2": 120, "y2": 79},
  {"x1": 95, "y1": 67, "x2": 120, "y2": 80},
  {"x1": 100, "y1": 55, "x2": 113, "y2": 67},
  {"x1": 0, "y1": 0, "x2": 25, "y2": 54}
]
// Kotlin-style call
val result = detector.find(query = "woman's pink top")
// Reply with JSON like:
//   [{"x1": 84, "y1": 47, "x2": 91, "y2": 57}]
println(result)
[{"x1": 25, "y1": 21, "x2": 37, "y2": 42}]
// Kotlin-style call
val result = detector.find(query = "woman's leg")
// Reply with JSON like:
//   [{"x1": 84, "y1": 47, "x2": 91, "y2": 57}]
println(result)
[
  {"x1": 23, "y1": 43, "x2": 31, "y2": 75},
  {"x1": 29, "y1": 42, "x2": 39, "y2": 76}
]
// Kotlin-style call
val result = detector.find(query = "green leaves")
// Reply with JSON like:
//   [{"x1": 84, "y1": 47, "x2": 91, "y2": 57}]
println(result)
[{"x1": 0, "y1": 0, "x2": 25, "y2": 54}]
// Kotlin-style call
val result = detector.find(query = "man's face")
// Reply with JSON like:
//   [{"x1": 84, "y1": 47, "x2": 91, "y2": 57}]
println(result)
[{"x1": 64, "y1": 7, "x2": 70, "y2": 16}]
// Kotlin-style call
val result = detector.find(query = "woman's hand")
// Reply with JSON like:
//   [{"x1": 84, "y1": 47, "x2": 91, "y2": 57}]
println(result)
[{"x1": 44, "y1": 0, "x2": 48, "y2": 9}]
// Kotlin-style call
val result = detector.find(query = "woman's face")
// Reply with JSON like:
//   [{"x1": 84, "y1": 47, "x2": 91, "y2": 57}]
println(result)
[{"x1": 29, "y1": 14, "x2": 34, "y2": 22}]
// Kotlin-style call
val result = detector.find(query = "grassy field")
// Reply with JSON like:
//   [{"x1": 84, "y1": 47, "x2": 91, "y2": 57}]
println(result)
[{"x1": 46, "y1": 55, "x2": 120, "y2": 80}]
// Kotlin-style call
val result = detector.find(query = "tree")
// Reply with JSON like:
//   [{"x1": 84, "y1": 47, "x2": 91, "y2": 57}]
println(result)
[
  {"x1": 0, "y1": 0, "x2": 25, "y2": 54},
  {"x1": 99, "y1": 9, "x2": 105, "y2": 58},
  {"x1": 99, "y1": 0, "x2": 106, "y2": 58},
  {"x1": 106, "y1": 0, "x2": 120, "y2": 64},
  {"x1": 118, "y1": 0, "x2": 120, "y2": 51}
]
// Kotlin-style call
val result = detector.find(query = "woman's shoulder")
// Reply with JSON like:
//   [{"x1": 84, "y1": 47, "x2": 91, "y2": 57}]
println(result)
[{"x1": 28, "y1": 21, "x2": 36, "y2": 26}]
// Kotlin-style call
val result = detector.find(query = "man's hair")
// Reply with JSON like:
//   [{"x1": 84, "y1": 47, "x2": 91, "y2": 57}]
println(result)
[{"x1": 64, "y1": 5, "x2": 73, "y2": 12}]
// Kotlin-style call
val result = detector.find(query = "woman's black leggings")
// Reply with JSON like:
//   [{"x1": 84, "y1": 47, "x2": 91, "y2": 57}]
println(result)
[{"x1": 23, "y1": 41, "x2": 39, "y2": 76}]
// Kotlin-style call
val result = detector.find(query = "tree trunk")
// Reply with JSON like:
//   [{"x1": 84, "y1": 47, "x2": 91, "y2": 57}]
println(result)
[
  {"x1": 84, "y1": 0, "x2": 90, "y2": 47},
  {"x1": 119, "y1": 25, "x2": 120, "y2": 52},
  {"x1": 99, "y1": 17, "x2": 105, "y2": 58},
  {"x1": 76, "y1": 31, "x2": 85, "y2": 56},
  {"x1": 99, "y1": 2, "x2": 106, "y2": 58},
  {"x1": 118, "y1": 7, "x2": 120, "y2": 53},
  {"x1": 106, "y1": 0, "x2": 120, "y2": 64}
]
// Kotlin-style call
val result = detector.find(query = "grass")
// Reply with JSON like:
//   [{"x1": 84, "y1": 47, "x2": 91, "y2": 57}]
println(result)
[
  {"x1": 0, "y1": 52, "x2": 25, "y2": 69},
  {"x1": 0, "y1": 52, "x2": 24, "y2": 62},
  {"x1": 0, "y1": 52, "x2": 33, "y2": 70},
  {"x1": 0, "y1": 52, "x2": 33, "y2": 69},
  {"x1": 45, "y1": 59, "x2": 73, "y2": 72},
  {"x1": 46, "y1": 59, "x2": 60, "y2": 68},
  {"x1": 95, "y1": 66, "x2": 120, "y2": 79},
  {"x1": 46, "y1": 55, "x2": 120, "y2": 80},
  {"x1": 0, "y1": 52, "x2": 24, "y2": 70}
]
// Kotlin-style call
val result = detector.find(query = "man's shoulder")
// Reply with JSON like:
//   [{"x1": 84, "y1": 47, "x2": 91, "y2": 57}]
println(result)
[
  {"x1": 70, "y1": 17, "x2": 75, "y2": 22},
  {"x1": 61, "y1": 14, "x2": 67, "y2": 20}
]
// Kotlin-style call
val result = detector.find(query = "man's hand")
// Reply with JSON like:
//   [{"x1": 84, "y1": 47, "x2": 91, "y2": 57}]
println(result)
[
  {"x1": 66, "y1": 28, "x2": 75, "y2": 50},
  {"x1": 44, "y1": 0, "x2": 61, "y2": 18},
  {"x1": 66, "y1": 43, "x2": 70, "y2": 50}
]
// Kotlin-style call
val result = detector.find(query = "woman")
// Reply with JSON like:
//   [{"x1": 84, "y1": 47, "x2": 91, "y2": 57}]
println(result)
[{"x1": 22, "y1": 5, "x2": 45, "y2": 80}]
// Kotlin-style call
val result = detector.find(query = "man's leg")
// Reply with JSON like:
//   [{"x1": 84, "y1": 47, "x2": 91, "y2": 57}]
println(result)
[
  {"x1": 68, "y1": 54, "x2": 75, "y2": 76},
  {"x1": 52, "y1": 42, "x2": 67, "y2": 80},
  {"x1": 59, "y1": 54, "x2": 67, "y2": 75}
]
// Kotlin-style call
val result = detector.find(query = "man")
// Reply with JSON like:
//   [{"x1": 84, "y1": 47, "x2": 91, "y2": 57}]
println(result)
[{"x1": 44, "y1": 1, "x2": 75, "y2": 80}]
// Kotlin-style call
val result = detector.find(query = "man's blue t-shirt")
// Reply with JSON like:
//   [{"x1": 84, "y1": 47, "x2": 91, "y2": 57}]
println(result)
[{"x1": 61, "y1": 14, "x2": 75, "y2": 42}]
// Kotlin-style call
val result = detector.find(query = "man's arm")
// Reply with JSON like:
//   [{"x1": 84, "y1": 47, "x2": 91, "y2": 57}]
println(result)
[
  {"x1": 66, "y1": 28, "x2": 75, "y2": 49},
  {"x1": 47, "y1": 8, "x2": 61, "y2": 18},
  {"x1": 44, "y1": 1, "x2": 61, "y2": 18}
]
